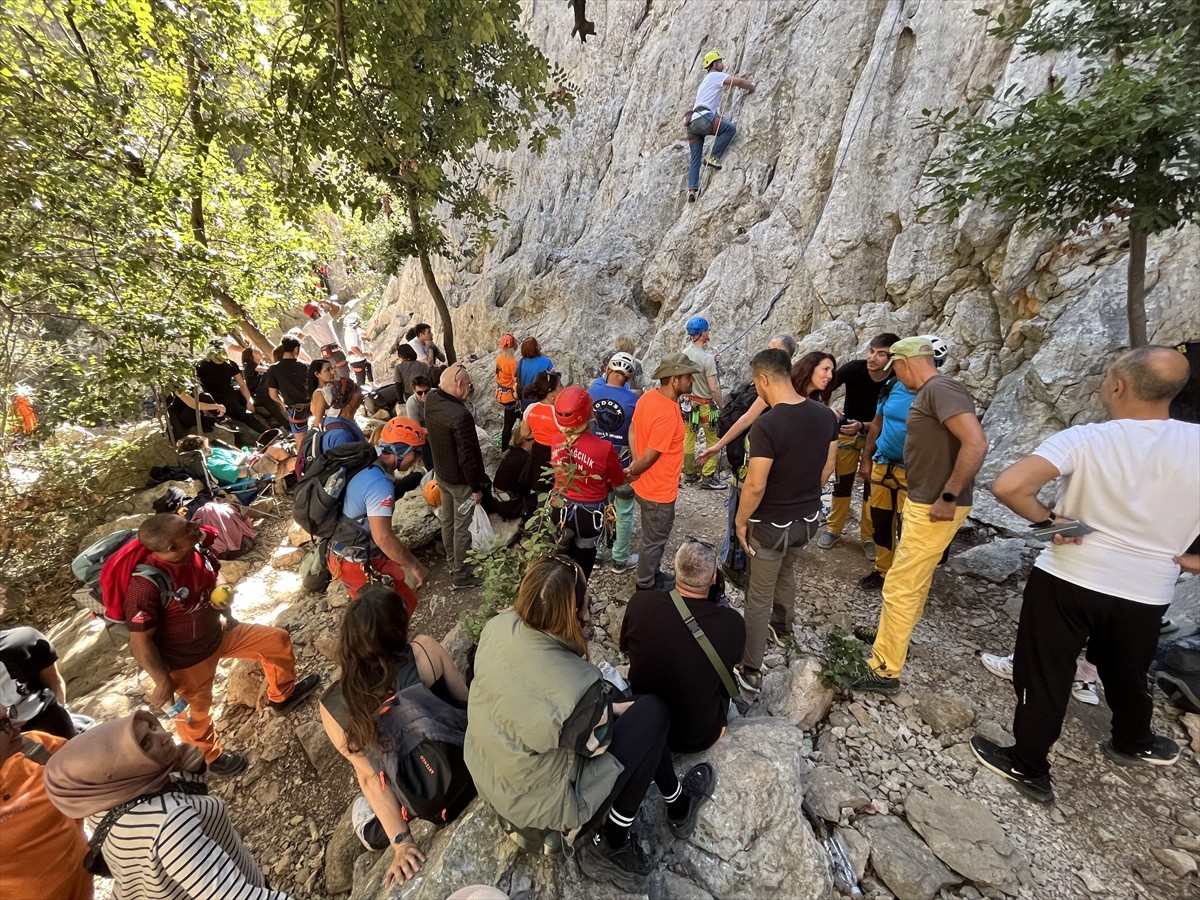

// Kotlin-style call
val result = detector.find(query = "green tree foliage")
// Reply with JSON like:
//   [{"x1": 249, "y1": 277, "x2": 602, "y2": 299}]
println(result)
[
  {"x1": 270, "y1": 0, "x2": 575, "y2": 362},
  {"x1": 0, "y1": 0, "x2": 312, "y2": 427},
  {"x1": 919, "y1": 0, "x2": 1200, "y2": 347}
]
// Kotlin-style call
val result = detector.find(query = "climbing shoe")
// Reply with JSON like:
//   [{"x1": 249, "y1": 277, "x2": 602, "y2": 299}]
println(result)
[{"x1": 702, "y1": 155, "x2": 722, "y2": 170}]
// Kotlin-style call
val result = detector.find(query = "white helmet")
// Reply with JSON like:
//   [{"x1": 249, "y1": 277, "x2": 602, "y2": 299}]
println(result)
[
  {"x1": 921, "y1": 334, "x2": 948, "y2": 366},
  {"x1": 607, "y1": 352, "x2": 637, "y2": 377},
  {"x1": 345, "y1": 313, "x2": 361, "y2": 327}
]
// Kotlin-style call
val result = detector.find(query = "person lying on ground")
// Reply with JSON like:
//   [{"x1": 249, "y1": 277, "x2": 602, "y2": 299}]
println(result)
[
  {"x1": 176, "y1": 435, "x2": 291, "y2": 486},
  {"x1": 319, "y1": 585, "x2": 472, "y2": 889},
  {"x1": 465, "y1": 556, "x2": 714, "y2": 894},
  {"x1": 44, "y1": 711, "x2": 288, "y2": 900}
]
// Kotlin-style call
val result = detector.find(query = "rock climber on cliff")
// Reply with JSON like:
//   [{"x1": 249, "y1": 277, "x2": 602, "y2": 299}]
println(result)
[{"x1": 685, "y1": 50, "x2": 755, "y2": 202}]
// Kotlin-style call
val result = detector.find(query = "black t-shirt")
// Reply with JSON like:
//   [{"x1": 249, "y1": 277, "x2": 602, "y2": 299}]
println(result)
[
  {"x1": 263, "y1": 359, "x2": 311, "y2": 407},
  {"x1": 619, "y1": 590, "x2": 745, "y2": 754},
  {"x1": 748, "y1": 400, "x2": 839, "y2": 521},
  {"x1": 196, "y1": 359, "x2": 241, "y2": 402},
  {"x1": 0, "y1": 628, "x2": 56, "y2": 705},
  {"x1": 832, "y1": 359, "x2": 889, "y2": 423}
]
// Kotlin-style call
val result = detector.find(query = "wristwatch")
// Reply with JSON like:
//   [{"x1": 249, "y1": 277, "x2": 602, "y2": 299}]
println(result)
[
  {"x1": 940, "y1": 491, "x2": 957, "y2": 503},
  {"x1": 393, "y1": 831, "x2": 413, "y2": 846}
]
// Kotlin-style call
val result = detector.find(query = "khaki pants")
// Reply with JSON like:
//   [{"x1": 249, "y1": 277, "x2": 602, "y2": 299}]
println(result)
[
  {"x1": 867, "y1": 500, "x2": 971, "y2": 678},
  {"x1": 171, "y1": 623, "x2": 296, "y2": 762},
  {"x1": 439, "y1": 480, "x2": 475, "y2": 576},
  {"x1": 827, "y1": 435, "x2": 872, "y2": 541},
  {"x1": 867, "y1": 462, "x2": 907, "y2": 575},
  {"x1": 742, "y1": 516, "x2": 819, "y2": 670}
]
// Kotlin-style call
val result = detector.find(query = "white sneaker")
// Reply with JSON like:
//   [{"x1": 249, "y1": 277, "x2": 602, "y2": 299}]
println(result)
[
  {"x1": 980, "y1": 652, "x2": 1014, "y2": 681},
  {"x1": 1071, "y1": 680, "x2": 1100, "y2": 706}
]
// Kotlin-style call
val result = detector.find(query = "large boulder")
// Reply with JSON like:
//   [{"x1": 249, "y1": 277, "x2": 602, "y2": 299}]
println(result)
[
  {"x1": 760, "y1": 654, "x2": 835, "y2": 729},
  {"x1": 79, "y1": 514, "x2": 148, "y2": 553},
  {"x1": 904, "y1": 780, "x2": 1030, "y2": 894},
  {"x1": 946, "y1": 538, "x2": 1026, "y2": 583},
  {"x1": 45, "y1": 609, "x2": 133, "y2": 698},
  {"x1": 393, "y1": 490, "x2": 442, "y2": 549},
  {"x1": 860, "y1": 815, "x2": 961, "y2": 900},
  {"x1": 672, "y1": 717, "x2": 833, "y2": 898}
]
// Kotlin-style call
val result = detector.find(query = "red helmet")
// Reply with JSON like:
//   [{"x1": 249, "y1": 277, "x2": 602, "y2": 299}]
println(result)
[
  {"x1": 499, "y1": 333, "x2": 517, "y2": 349},
  {"x1": 303, "y1": 302, "x2": 320, "y2": 319},
  {"x1": 380, "y1": 416, "x2": 427, "y2": 448},
  {"x1": 554, "y1": 385, "x2": 593, "y2": 429}
]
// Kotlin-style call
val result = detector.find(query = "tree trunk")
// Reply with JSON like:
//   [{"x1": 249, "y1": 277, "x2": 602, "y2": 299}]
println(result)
[
  {"x1": 406, "y1": 183, "x2": 457, "y2": 363},
  {"x1": 1126, "y1": 219, "x2": 1148, "y2": 348}
]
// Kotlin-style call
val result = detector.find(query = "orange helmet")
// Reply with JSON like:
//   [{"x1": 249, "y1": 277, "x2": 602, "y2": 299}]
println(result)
[
  {"x1": 423, "y1": 476, "x2": 441, "y2": 508},
  {"x1": 554, "y1": 385, "x2": 593, "y2": 429},
  {"x1": 380, "y1": 416, "x2": 426, "y2": 452},
  {"x1": 499, "y1": 333, "x2": 517, "y2": 349}
]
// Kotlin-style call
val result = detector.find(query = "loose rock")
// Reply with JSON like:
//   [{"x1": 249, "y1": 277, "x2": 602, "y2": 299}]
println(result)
[
  {"x1": 760, "y1": 654, "x2": 835, "y2": 729},
  {"x1": 947, "y1": 538, "x2": 1025, "y2": 583},
  {"x1": 1151, "y1": 847, "x2": 1198, "y2": 877},
  {"x1": 915, "y1": 691, "x2": 977, "y2": 733},
  {"x1": 860, "y1": 815, "x2": 961, "y2": 900},
  {"x1": 806, "y1": 765, "x2": 871, "y2": 822}
]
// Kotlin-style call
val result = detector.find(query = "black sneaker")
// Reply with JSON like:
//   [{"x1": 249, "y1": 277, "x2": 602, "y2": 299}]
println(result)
[
  {"x1": 1102, "y1": 734, "x2": 1181, "y2": 767},
  {"x1": 851, "y1": 669, "x2": 901, "y2": 695},
  {"x1": 207, "y1": 751, "x2": 248, "y2": 777},
  {"x1": 969, "y1": 736, "x2": 1055, "y2": 804},
  {"x1": 853, "y1": 625, "x2": 878, "y2": 644},
  {"x1": 680, "y1": 473, "x2": 701, "y2": 486},
  {"x1": 668, "y1": 763, "x2": 716, "y2": 839},
  {"x1": 452, "y1": 571, "x2": 484, "y2": 591},
  {"x1": 270, "y1": 673, "x2": 321, "y2": 716},
  {"x1": 734, "y1": 666, "x2": 763, "y2": 695},
  {"x1": 858, "y1": 571, "x2": 885, "y2": 591},
  {"x1": 576, "y1": 832, "x2": 652, "y2": 893}
]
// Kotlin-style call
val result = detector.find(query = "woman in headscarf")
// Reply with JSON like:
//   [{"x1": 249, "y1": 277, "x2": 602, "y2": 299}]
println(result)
[{"x1": 44, "y1": 711, "x2": 287, "y2": 900}]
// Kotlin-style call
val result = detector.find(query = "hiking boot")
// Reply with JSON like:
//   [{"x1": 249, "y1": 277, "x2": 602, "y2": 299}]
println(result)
[
  {"x1": 1102, "y1": 734, "x2": 1181, "y2": 767},
  {"x1": 817, "y1": 531, "x2": 840, "y2": 550},
  {"x1": 981, "y1": 653, "x2": 1014, "y2": 681},
  {"x1": 351, "y1": 796, "x2": 389, "y2": 851},
  {"x1": 270, "y1": 673, "x2": 321, "y2": 716},
  {"x1": 1071, "y1": 680, "x2": 1100, "y2": 706},
  {"x1": 452, "y1": 571, "x2": 484, "y2": 591},
  {"x1": 207, "y1": 751, "x2": 248, "y2": 778},
  {"x1": 611, "y1": 554, "x2": 639, "y2": 575},
  {"x1": 576, "y1": 832, "x2": 652, "y2": 893},
  {"x1": 862, "y1": 540, "x2": 877, "y2": 562},
  {"x1": 852, "y1": 625, "x2": 877, "y2": 645},
  {"x1": 858, "y1": 570, "x2": 885, "y2": 592},
  {"x1": 969, "y1": 737, "x2": 1055, "y2": 804},
  {"x1": 702, "y1": 155, "x2": 723, "y2": 170},
  {"x1": 681, "y1": 473, "x2": 701, "y2": 486},
  {"x1": 734, "y1": 666, "x2": 763, "y2": 695},
  {"x1": 668, "y1": 762, "x2": 716, "y2": 839},
  {"x1": 851, "y1": 669, "x2": 900, "y2": 695},
  {"x1": 699, "y1": 475, "x2": 727, "y2": 491}
]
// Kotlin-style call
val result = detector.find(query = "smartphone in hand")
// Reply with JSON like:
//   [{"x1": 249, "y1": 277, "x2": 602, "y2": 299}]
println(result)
[{"x1": 1033, "y1": 519, "x2": 1094, "y2": 540}]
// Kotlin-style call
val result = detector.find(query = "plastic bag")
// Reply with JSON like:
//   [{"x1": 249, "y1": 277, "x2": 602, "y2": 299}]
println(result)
[{"x1": 469, "y1": 504, "x2": 499, "y2": 553}]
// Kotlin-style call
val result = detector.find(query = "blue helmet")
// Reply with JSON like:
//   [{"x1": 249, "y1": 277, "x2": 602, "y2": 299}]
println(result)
[{"x1": 686, "y1": 316, "x2": 710, "y2": 337}]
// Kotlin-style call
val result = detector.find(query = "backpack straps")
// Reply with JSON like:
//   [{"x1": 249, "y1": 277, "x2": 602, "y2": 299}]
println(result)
[
  {"x1": 670, "y1": 590, "x2": 739, "y2": 699},
  {"x1": 131, "y1": 564, "x2": 174, "y2": 609},
  {"x1": 20, "y1": 736, "x2": 51, "y2": 765}
]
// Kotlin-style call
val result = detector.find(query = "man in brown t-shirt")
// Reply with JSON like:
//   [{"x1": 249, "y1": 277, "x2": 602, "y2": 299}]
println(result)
[{"x1": 853, "y1": 337, "x2": 988, "y2": 693}]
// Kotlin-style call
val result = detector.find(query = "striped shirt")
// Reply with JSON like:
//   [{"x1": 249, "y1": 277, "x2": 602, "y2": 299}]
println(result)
[{"x1": 90, "y1": 774, "x2": 288, "y2": 900}]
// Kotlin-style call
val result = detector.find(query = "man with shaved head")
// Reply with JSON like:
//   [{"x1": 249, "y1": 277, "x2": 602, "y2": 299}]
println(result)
[{"x1": 971, "y1": 345, "x2": 1200, "y2": 804}]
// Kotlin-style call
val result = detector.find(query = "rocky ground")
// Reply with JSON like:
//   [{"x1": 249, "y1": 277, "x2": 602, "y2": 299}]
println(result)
[{"x1": 51, "y1": 472, "x2": 1200, "y2": 900}]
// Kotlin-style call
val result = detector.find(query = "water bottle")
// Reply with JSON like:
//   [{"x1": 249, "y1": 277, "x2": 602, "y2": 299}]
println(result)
[{"x1": 457, "y1": 497, "x2": 475, "y2": 515}]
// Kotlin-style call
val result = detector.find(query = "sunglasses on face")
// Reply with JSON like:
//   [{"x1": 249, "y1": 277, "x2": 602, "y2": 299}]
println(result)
[{"x1": 414, "y1": 389, "x2": 429, "y2": 396}]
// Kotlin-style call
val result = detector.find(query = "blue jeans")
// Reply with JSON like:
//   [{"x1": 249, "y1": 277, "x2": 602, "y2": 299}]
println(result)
[{"x1": 687, "y1": 113, "x2": 737, "y2": 190}]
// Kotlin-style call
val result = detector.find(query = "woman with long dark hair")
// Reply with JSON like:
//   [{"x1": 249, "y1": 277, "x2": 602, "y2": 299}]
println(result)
[
  {"x1": 465, "y1": 557, "x2": 713, "y2": 893},
  {"x1": 791, "y1": 351, "x2": 838, "y2": 405},
  {"x1": 319, "y1": 585, "x2": 471, "y2": 890},
  {"x1": 308, "y1": 359, "x2": 362, "y2": 425},
  {"x1": 516, "y1": 337, "x2": 554, "y2": 411}
]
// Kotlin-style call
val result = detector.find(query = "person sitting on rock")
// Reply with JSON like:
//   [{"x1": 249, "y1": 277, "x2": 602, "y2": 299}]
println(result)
[
  {"x1": 620, "y1": 540, "x2": 744, "y2": 753},
  {"x1": 308, "y1": 359, "x2": 362, "y2": 426},
  {"x1": 685, "y1": 49, "x2": 755, "y2": 202},
  {"x1": 0, "y1": 706, "x2": 92, "y2": 900},
  {"x1": 326, "y1": 435, "x2": 430, "y2": 605},
  {"x1": 43, "y1": 711, "x2": 286, "y2": 900},
  {"x1": 465, "y1": 556, "x2": 714, "y2": 894},
  {"x1": 319, "y1": 585, "x2": 472, "y2": 889},
  {"x1": 1, "y1": 625, "x2": 77, "y2": 739},
  {"x1": 404, "y1": 375, "x2": 434, "y2": 468},
  {"x1": 491, "y1": 431, "x2": 537, "y2": 523},
  {"x1": 119, "y1": 514, "x2": 320, "y2": 777}
]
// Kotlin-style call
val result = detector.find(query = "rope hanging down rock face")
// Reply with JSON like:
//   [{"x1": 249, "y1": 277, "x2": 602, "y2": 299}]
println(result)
[{"x1": 715, "y1": 0, "x2": 907, "y2": 357}]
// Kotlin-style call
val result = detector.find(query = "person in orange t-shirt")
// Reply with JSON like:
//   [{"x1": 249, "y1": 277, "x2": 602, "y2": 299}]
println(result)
[
  {"x1": 0, "y1": 709, "x2": 92, "y2": 900},
  {"x1": 626, "y1": 353, "x2": 699, "y2": 592}
]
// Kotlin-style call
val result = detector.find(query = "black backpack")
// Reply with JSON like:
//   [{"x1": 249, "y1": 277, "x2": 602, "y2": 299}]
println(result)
[
  {"x1": 292, "y1": 441, "x2": 379, "y2": 543},
  {"x1": 295, "y1": 421, "x2": 352, "y2": 481},
  {"x1": 717, "y1": 382, "x2": 759, "y2": 472}
]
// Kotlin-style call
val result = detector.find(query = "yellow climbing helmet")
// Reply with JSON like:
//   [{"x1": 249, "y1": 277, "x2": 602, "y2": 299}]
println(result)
[{"x1": 703, "y1": 50, "x2": 723, "y2": 69}]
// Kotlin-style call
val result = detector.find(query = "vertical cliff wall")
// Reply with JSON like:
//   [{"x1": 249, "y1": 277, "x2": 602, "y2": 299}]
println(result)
[{"x1": 371, "y1": 0, "x2": 1199, "y2": 520}]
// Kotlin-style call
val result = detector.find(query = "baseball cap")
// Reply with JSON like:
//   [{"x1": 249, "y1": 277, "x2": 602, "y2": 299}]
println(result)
[
  {"x1": 652, "y1": 353, "x2": 701, "y2": 380},
  {"x1": 884, "y1": 336, "x2": 936, "y2": 371}
]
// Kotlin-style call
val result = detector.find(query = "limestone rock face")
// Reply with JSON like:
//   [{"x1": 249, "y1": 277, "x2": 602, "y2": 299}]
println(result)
[{"x1": 366, "y1": 0, "x2": 1198, "y2": 501}]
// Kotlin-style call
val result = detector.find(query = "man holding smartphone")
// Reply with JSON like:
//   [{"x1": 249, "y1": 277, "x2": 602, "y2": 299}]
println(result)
[{"x1": 972, "y1": 345, "x2": 1200, "y2": 804}]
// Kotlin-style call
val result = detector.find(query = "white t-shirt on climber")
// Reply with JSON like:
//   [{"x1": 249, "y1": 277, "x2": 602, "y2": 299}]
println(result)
[
  {"x1": 1032, "y1": 417, "x2": 1200, "y2": 605},
  {"x1": 694, "y1": 71, "x2": 728, "y2": 114},
  {"x1": 302, "y1": 313, "x2": 340, "y2": 348}
]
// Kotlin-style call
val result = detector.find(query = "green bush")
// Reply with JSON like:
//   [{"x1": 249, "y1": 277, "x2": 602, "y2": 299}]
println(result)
[{"x1": 818, "y1": 626, "x2": 869, "y2": 695}]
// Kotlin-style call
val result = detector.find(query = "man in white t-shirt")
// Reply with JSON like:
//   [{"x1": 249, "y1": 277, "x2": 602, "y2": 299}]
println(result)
[
  {"x1": 342, "y1": 313, "x2": 373, "y2": 384},
  {"x1": 971, "y1": 345, "x2": 1200, "y2": 804},
  {"x1": 301, "y1": 297, "x2": 348, "y2": 377},
  {"x1": 685, "y1": 50, "x2": 755, "y2": 201}
]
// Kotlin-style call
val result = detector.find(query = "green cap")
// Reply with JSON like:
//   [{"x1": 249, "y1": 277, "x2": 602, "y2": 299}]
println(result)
[{"x1": 885, "y1": 336, "x2": 936, "y2": 371}]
